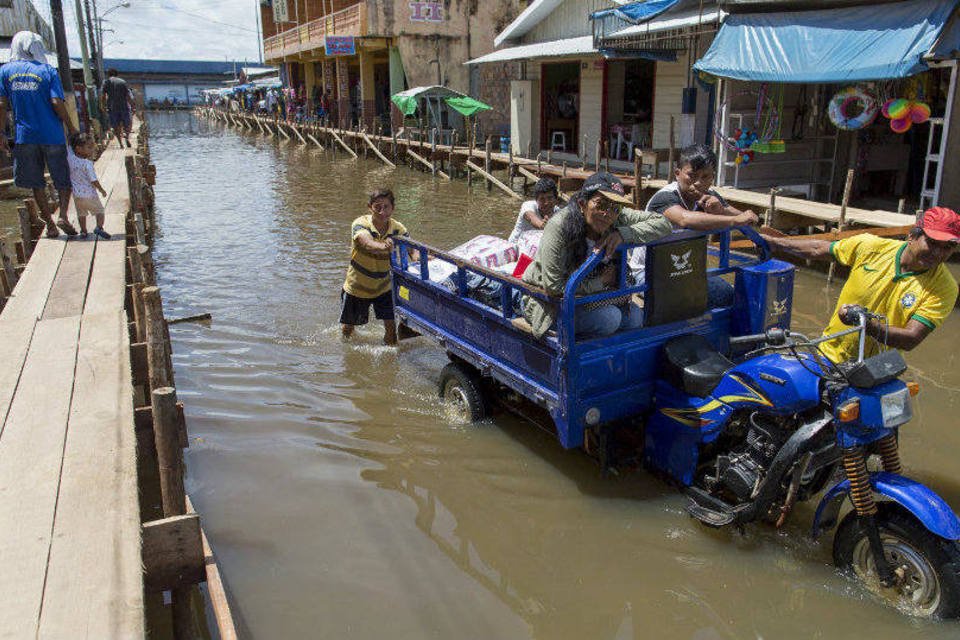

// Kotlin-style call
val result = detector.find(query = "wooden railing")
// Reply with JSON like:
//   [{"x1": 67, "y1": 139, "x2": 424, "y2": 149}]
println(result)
[{"x1": 263, "y1": 2, "x2": 367, "y2": 61}]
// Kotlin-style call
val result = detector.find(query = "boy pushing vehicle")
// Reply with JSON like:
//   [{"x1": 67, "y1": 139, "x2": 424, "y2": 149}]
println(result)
[{"x1": 340, "y1": 189, "x2": 410, "y2": 345}]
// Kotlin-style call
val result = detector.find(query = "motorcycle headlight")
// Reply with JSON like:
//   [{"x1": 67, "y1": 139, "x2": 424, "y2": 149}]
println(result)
[{"x1": 881, "y1": 387, "x2": 913, "y2": 428}]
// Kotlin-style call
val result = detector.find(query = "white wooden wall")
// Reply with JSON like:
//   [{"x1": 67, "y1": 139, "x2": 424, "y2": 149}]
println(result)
[
  {"x1": 652, "y1": 53, "x2": 689, "y2": 150},
  {"x1": 579, "y1": 59, "x2": 604, "y2": 161},
  {"x1": 526, "y1": 0, "x2": 614, "y2": 43}
]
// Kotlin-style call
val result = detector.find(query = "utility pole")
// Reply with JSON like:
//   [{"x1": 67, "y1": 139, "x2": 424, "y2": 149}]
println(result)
[
  {"x1": 84, "y1": 0, "x2": 100, "y2": 86},
  {"x1": 49, "y1": 0, "x2": 80, "y2": 129},
  {"x1": 92, "y1": 1, "x2": 105, "y2": 93},
  {"x1": 74, "y1": 0, "x2": 98, "y2": 124}
]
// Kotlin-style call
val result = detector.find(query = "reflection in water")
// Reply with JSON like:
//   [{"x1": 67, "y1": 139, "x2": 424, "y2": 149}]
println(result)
[{"x1": 148, "y1": 112, "x2": 960, "y2": 639}]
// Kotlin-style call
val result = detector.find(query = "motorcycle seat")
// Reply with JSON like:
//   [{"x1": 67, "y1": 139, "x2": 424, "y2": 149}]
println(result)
[{"x1": 661, "y1": 334, "x2": 734, "y2": 398}]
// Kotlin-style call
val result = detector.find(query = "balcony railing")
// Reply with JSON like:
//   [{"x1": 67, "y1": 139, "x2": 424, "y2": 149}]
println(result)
[{"x1": 263, "y1": 2, "x2": 367, "y2": 61}]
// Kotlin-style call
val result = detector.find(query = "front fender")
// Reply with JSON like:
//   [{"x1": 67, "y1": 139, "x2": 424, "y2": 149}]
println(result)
[{"x1": 812, "y1": 471, "x2": 960, "y2": 541}]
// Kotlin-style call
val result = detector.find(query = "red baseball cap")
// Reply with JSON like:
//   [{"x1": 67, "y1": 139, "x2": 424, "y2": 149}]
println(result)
[{"x1": 920, "y1": 207, "x2": 960, "y2": 243}]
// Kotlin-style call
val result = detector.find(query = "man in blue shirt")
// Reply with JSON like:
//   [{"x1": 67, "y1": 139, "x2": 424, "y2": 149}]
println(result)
[{"x1": 0, "y1": 31, "x2": 79, "y2": 237}]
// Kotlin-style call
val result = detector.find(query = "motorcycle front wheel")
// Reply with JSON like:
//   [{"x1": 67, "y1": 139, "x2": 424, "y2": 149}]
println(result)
[{"x1": 833, "y1": 503, "x2": 960, "y2": 618}]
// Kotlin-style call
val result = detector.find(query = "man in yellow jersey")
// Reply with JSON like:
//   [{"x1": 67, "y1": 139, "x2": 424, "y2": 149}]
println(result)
[
  {"x1": 762, "y1": 207, "x2": 959, "y2": 363},
  {"x1": 341, "y1": 189, "x2": 409, "y2": 345}
]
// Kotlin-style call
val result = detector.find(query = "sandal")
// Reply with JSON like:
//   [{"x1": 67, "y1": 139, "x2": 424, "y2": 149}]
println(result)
[
  {"x1": 56, "y1": 219, "x2": 78, "y2": 236},
  {"x1": 45, "y1": 223, "x2": 60, "y2": 239}
]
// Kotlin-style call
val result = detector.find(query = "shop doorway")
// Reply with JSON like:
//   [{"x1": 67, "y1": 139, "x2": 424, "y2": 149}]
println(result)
[
  {"x1": 605, "y1": 59, "x2": 655, "y2": 158},
  {"x1": 541, "y1": 62, "x2": 580, "y2": 153}
]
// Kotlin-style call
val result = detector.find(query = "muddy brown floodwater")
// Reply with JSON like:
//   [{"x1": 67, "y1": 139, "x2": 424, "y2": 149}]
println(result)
[{"x1": 64, "y1": 112, "x2": 960, "y2": 638}]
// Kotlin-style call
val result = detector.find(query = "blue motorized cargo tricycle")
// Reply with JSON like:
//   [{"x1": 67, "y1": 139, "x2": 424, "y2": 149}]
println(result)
[{"x1": 390, "y1": 228, "x2": 960, "y2": 618}]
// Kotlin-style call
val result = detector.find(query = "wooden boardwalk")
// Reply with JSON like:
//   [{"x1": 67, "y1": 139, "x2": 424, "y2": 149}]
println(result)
[
  {"x1": 205, "y1": 108, "x2": 916, "y2": 230},
  {"x1": 0, "y1": 141, "x2": 142, "y2": 636}
]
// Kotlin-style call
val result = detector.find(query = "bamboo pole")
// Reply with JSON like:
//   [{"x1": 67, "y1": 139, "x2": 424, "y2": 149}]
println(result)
[
  {"x1": 465, "y1": 160, "x2": 522, "y2": 200},
  {"x1": 408, "y1": 148, "x2": 450, "y2": 180},
  {"x1": 306, "y1": 132, "x2": 326, "y2": 150},
  {"x1": 329, "y1": 129, "x2": 358, "y2": 157},
  {"x1": 361, "y1": 133, "x2": 396, "y2": 167}
]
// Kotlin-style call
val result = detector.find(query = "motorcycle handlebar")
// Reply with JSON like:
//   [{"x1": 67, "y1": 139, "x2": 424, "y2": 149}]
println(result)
[{"x1": 729, "y1": 328, "x2": 789, "y2": 347}]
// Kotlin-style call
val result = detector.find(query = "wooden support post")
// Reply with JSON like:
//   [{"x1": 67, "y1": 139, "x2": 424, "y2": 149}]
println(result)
[
  {"x1": 392, "y1": 129, "x2": 398, "y2": 162},
  {"x1": 128, "y1": 247, "x2": 146, "y2": 342},
  {"x1": 633, "y1": 153, "x2": 642, "y2": 207},
  {"x1": 828, "y1": 169, "x2": 856, "y2": 283},
  {"x1": 450, "y1": 131, "x2": 458, "y2": 177},
  {"x1": 668, "y1": 116, "x2": 676, "y2": 175},
  {"x1": 484, "y1": 136, "x2": 492, "y2": 191},
  {"x1": 547, "y1": 146, "x2": 553, "y2": 166},
  {"x1": 143, "y1": 286, "x2": 171, "y2": 391},
  {"x1": 306, "y1": 133, "x2": 325, "y2": 150},
  {"x1": 765, "y1": 187, "x2": 780, "y2": 228},
  {"x1": 603, "y1": 140, "x2": 610, "y2": 172},
  {"x1": 329, "y1": 129, "x2": 358, "y2": 158},
  {"x1": 150, "y1": 386, "x2": 185, "y2": 516},
  {"x1": 431, "y1": 129, "x2": 438, "y2": 176},
  {"x1": 0, "y1": 238, "x2": 17, "y2": 292},
  {"x1": 537, "y1": 151, "x2": 542, "y2": 175},
  {"x1": 508, "y1": 145, "x2": 515, "y2": 186},
  {"x1": 17, "y1": 207, "x2": 33, "y2": 260}
]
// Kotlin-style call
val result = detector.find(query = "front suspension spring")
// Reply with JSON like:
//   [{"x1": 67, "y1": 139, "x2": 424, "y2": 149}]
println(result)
[
  {"x1": 877, "y1": 434, "x2": 902, "y2": 475},
  {"x1": 842, "y1": 447, "x2": 877, "y2": 517}
]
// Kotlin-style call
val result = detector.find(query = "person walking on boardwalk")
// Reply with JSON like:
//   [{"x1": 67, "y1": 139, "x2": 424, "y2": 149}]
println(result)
[
  {"x1": 0, "y1": 31, "x2": 79, "y2": 238},
  {"x1": 762, "y1": 207, "x2": 960, "y2": 362},
  {"x1": 100, "y1": 68, "x2": 133, "y2": 148},
  {"x1": 67, "y1": 132, "x2": 110, "y2": 240},
  {"x1": 341, "y1": 189, "x2": 410, "y2": 345}
]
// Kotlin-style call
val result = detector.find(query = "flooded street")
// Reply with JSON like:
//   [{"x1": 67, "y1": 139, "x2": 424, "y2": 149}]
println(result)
[{"x1": 114, "y1": 112, "x2": 960, "y2": 638}]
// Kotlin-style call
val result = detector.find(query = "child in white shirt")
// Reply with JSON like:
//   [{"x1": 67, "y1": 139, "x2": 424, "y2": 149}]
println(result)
[{"x1": 67, "y1": 133, "x2": 110, "y2": 239}]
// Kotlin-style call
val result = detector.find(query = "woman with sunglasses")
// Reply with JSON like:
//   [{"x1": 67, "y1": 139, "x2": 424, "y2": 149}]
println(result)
[{"x1": 521, "y1": 172, "x2": 672, "y2": 340}]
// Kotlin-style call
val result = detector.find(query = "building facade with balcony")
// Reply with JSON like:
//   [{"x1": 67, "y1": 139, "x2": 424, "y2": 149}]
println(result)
[{"x1": 260, "y1": 0, "x2": 524, "y2": 132}]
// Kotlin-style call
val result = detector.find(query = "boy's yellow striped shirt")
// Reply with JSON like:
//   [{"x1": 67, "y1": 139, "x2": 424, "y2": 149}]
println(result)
[{"x1": 343, "y1": 214, "x2": 408, "y2": 298}]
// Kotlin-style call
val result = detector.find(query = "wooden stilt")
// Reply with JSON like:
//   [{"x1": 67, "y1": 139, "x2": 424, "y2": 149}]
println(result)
[
  {"x1": 465, "y1": 160, "x2": 522, "y2": 200},
  {"x1": 827, "y1": 169, "x2": 856, "y2": 283},
  {"x1": 431, "y1": 129, "x2": 438, "y2": 177},
  {"x1": 484, "y1": 137, "x2": 492, "y2": 191}
]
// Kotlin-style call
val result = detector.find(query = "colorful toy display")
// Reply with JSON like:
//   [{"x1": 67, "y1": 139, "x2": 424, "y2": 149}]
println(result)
[
  {"x1": 882, "y1": 98, "x2": 931, "y2": 133},
  {"x1": 733, "y1": 128, "x2": 758, "y2": 165},
  {"x1": 828, "y1": 87, "x2": 878, "y2": 131},
  {"x1": 715, "y1": 85, "x2": 787, "y2": 167}
]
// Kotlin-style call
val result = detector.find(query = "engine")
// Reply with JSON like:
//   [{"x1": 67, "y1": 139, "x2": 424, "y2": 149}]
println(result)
[{"x1": 704, "y1": 413, "x2": 794, "y2": 503}]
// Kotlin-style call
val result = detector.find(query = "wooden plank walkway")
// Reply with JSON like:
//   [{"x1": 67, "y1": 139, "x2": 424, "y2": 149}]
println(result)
[
  {"x1": 211, "y1": 110, "x2": 915, "y2": 230},
  {"x1": 0, "y1": 138, "x2": 143, "y2": 637}
]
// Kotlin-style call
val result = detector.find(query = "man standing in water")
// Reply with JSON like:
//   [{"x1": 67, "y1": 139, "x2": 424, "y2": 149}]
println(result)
[
  {"x1": 0, "y1": 31, "x2": 79, "y2": 238},
  {"x1": 762, "y1": 207, "x2": 960, "y2": 362},
  {"x1": 101, "y1": 68, "x2": 133, "y2": 148}
]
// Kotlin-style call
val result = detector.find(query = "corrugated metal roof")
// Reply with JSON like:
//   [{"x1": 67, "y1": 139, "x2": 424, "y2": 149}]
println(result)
[
  {"x1": 494, "y1": 0, "x2": 567, "y2": 47},
  {"x1": 94, "y1": 58, "x2": 273, "y2": 76},
  {"x1": 609, "y1": 7, "x2": 726, "y2": 37},
  {"x1": 467, "y1": 35, "x2": 596, "y2": 65},
  {"x1": 0, "y1": 49, "x2": 83, "y2": 70}
]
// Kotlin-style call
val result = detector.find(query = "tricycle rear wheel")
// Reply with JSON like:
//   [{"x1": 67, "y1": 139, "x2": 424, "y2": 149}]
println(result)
[
  {"x1": 439, "y1": 362, "x2": 487, "y2": 423},
  {"x1": 833, "y1": 503, "x2": 960, "y2": 618}
]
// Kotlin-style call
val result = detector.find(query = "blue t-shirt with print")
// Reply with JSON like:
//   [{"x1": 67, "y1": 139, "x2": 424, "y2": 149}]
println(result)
[{"x1": 0, "y1": 60, "x2": 66, "y2": 145}]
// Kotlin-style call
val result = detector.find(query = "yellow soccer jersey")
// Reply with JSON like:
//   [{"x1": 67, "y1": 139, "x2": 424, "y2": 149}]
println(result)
[
  {"x1": 820, "y1": 234, "x2": 958, "y2": 363},
  {"x1": 343, "y1": 215, "x2": 408, "y2": 298}
]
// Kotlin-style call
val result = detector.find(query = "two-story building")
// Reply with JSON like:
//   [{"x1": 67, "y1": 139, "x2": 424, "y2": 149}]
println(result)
[{"x1": 259, "y1": 0, "x2": 523, "y2": 133}]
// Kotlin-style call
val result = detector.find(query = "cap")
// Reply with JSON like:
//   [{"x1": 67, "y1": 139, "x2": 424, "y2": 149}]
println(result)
[
  {"x1": 919, "y1": 206, "x2": 960, "y2": 243},
  {"x1": 581, "y1": 171, "x2": 633, "y2": 206}
]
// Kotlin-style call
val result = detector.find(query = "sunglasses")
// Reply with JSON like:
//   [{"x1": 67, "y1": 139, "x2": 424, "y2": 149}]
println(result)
[{"x1": 591, "y1": 195, "x2": 622, "y2": 216}]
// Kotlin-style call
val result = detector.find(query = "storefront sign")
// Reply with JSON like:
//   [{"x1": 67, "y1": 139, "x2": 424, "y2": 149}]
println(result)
[
  {"x1": 272, "y1": 0, "x2": 289, "y2": 24},
  {"x1": 325, "y1": 36, "x2": 356, "y2": 57},
  {"x1": 409, "y1": 2, "x2": 443, "y2": 23}
]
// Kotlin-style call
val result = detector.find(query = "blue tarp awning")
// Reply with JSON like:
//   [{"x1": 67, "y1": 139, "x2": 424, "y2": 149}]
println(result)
[
  {"x1": 590, "y1": 0, "x2": 680, "y2": 24},
  {"x1": 693, "y1": 0, "x2": 960, "y2": 83}
]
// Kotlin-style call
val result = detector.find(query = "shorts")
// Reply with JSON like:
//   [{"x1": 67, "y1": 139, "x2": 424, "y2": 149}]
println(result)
[
  {"x1": 109, "y1": 107, "x2": 132, "y2": 129},
  {"x1": 74, "y1": 195, "x2": 104, "y2": 218},
  {"x1": 339, "y1": 289, "x2": 394, "y2": 325},
  {"x1": 13, "y1": 143, "x2": 71, "y2": 190}
]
